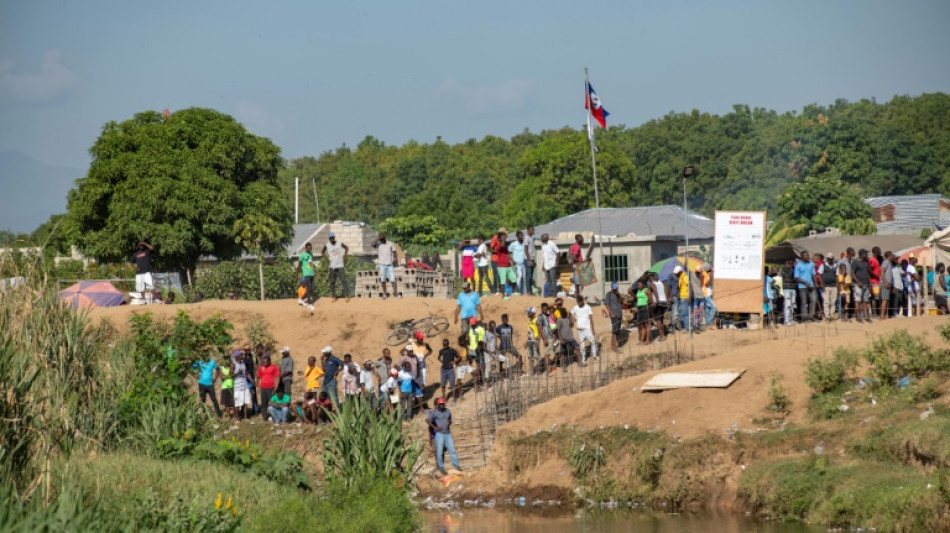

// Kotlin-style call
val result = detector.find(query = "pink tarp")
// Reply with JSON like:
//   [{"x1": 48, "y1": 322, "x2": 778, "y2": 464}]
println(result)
[{"x1": 59, "y1": 281, "x2": 125, "y2": 309}]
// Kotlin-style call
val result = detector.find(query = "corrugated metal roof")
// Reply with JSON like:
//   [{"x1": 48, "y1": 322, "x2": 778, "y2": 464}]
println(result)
[
  {"x1": 287, "y1": 223, "x2": 326, "y2": 256},
  {"x1": 533, "y1": 205, "x2": 714, "y2": 240},
  {"x1": 864, "y1": 194, "x2": 949, "y2": 232}
]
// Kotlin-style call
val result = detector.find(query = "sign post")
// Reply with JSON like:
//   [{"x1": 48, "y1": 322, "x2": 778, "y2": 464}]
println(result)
[{"x1": 713, "y1": 211, "x2": 767, "y2": 325}]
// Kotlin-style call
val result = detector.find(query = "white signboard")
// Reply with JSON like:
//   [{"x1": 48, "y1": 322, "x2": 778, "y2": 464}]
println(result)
[{"x1": 714, "y1": 211, "x2": 765, "y2": 280}]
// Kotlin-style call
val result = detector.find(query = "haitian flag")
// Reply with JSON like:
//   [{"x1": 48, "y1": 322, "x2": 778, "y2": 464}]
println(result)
[{"x1": 585, "y1": 82, "x2": 609, "y2": 128}]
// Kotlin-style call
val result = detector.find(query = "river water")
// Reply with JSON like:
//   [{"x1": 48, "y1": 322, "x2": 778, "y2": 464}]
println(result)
[{"x1": 423, "y1": 508, "x2": 823, "y2": 533}]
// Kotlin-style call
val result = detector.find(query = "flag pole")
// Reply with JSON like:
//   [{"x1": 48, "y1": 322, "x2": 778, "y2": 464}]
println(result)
[{"x1": 585, "y1": 67, "x2": 606, "y2": 298}]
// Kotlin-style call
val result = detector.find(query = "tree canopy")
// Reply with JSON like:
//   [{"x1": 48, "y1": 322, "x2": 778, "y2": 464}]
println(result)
[
  {"x1": 282, "y1": 93, "x2": 949, "y2": 240},
  {"x1": 66, "y1": 108, "x2": 292, "y2": 273}
]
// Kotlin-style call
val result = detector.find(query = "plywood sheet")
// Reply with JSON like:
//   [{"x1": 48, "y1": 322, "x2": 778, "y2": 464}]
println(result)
[{"x1": 640, "y1": 369, "x2": 745, "y2": 391}]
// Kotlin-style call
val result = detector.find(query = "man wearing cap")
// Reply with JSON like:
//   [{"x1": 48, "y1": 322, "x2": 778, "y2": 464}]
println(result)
[
  {"x1": 427, "y1": 397, "x2": 460, "y2": 475},
  {"x1": 604, "y1": 281, "x2": 623, "y2": 352},
  {"x1": 674, "y1": 266, "x2": 693, "y2": 331},
  {"x1": 454, "y1": 281, "x2": 483, "y2": 334},
  {"x1": 321, "y1": 232, "x2": 350, "y2": 302},
  {"x1": 525, "y1": 307, "x2": 541, "y2": 372},
  {"x1": 321, "y1": 347, "x2": 344, "y2": 405},
  {"x1": 372, "y1": 232, "x2": 400, "y2": 299},
  {"x1": 298, "y1": 242, "x2": 316, "y2": 312}
]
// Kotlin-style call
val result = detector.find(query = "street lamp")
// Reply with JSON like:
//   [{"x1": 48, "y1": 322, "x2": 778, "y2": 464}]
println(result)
[{"x1": 682, "y1": 165, "x2": 694, "y2": 336}]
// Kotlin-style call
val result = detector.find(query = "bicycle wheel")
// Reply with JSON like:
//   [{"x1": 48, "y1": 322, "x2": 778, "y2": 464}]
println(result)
[
  {"x1": 385, "y1": 327, "x2": 411, "y2": 346},
  {"x1": 426, "y1": 317, "x2": 450, "y2": 337}
]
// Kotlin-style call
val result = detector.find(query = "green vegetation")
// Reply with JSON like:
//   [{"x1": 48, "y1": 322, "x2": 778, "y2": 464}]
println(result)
[
  {"x1": 767, "y1": 374, "x2": 791, "y2": 414},
  {"x1": 282, "y1": 93, "x2": 950, "y2": 246},
  {"x1": 192, "y1": 254, "x2": 363, "y2": 300},
  {"x1": 65, "y1": 108, "x2": 292, "y2": 276},
  {"x1": 1, "y1": 260, "x2": 421, "y2": 532}
]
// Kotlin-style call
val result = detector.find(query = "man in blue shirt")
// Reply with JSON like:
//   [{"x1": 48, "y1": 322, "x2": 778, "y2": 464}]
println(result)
[
  {"x1": 321, "y1": 346, "x2": 345, "y2": 405},
  {"x1": 454, "y1": 282, "x2": 483, "y2": 334},
  {"x1": 794, "y1": 251, "x2": 817, "y2": 322},
  {"x1": 193, "y1": 354, "x2": 222, "y2": 417},
  {"x1": 510, "y1": 231, "x2": 527, "y2": 295}
]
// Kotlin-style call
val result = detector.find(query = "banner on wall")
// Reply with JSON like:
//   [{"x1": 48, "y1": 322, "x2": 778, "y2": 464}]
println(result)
[{"x1": 713, "y1": 211, "x2": 766, "y2": 280}]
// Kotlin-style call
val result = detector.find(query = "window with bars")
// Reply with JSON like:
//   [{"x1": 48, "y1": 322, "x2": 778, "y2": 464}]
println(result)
[{"x1": 603, "y1": 254, "x2": 629, "y2": 283}]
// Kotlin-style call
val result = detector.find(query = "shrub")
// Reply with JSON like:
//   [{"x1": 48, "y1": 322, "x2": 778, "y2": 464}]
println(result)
[
  {"x1": 194, "y1": 260, "x2": 297, "y2": 300},
  {"x1": 867, "y1": 330, "x2": 945, "y2": 386},
  {"x1": 568, "y1": 439, "x2": 607, "y2": 480},
  {"x1": 243, "y1": 314, "x2": 276, "y2": 352},
  {"x1": 768, "y1": 373, "x2": 792, "y2": 413},
  {"x1": 133, "y1": 490, "x2": 241, "y2": 533},
  {"x1": 322, "y1": 399, "x2": 422, "y2": 491},
  {"x1": 805, "y1": 357, "x2": 845, "y2": 395}
]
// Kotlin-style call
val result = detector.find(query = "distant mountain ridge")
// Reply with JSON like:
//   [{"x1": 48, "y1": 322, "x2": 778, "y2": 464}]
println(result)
[{"x1": 0, "y1": 150, "x2": 82, "y2": 233}]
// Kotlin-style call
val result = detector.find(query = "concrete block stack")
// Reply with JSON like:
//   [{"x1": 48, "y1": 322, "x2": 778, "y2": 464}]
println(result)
[{"x1": 355, "y1": 268, "x2": 456, "y2": 299}]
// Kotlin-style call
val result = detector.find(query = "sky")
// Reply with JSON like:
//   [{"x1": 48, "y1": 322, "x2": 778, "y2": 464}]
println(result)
[{"x1": 1, "y1": 0, "x2": 949, "y2": 231}]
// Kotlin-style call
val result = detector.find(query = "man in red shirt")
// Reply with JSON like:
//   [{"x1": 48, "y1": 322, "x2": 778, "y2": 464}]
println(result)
[
  {"x1": 489, "y1": 229, "x2": 505, "y2": 296},
  {"x1": 492, "y1": 229, "x2": 515, "y2": 298},
  {"x1": 257, "y1": 355, "x2": 280, "y2": 421},
  {"x1": 569, "y1": 234, "x2": 589, "y2": 297},
  {"x1": 869, "y1": 246, "x2": 882, "y2": 311}
]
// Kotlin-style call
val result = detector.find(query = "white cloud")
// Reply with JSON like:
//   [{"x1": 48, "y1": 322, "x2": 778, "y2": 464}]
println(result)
[
  {"x1": 433, "y1": 77, "x2": 535, "y2": 115},
  {"x1": 0, "y1": 49, "x2": 79, "y2": 104},
  {"x1": 235, "y1": 100, "x2": 285, "y2": 137}
]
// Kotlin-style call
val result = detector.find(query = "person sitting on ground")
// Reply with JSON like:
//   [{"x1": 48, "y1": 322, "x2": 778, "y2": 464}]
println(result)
[
  {"x1": 302, "y1": 391, "x2": 318, "y2": 424},
  {"x1": 268, "y1": 388, "x2": 291, "y2": 424},
  {"x1": 316, "y1": 390, "x2": 334, "y2": 423}
]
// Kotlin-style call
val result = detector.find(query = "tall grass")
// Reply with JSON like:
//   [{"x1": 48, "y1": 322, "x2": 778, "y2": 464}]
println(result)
[
  {"x1": 0, "y1": 255, "x2": 124, "y2": 502},
  {"x1": 322, "y1": 398, "x2": 423, "y2": 490}
]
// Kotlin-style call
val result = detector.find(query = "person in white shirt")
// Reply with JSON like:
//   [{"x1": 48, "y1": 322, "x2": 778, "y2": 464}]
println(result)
[
  {"x1": 474, "y1": 234, "x2": 493, "y2": 295},
  {"x1": 540, "y1": 233, "x2": 560, "y2": 296},
  {"x1": 321, "y1": 232, "x2": 350, "y2": 302},
  {"x1": 380, "y1": 369, "x2": 399, "y2": 413},
  {"x1": 570, "y1": 295, "x2": 597, "y2": 362},
  {"x1": 524, "y1": 226, "x2": 537, "y2": 296},
  {"x1": 359, "y1": 360, "x2": 376, "y2": 400}
]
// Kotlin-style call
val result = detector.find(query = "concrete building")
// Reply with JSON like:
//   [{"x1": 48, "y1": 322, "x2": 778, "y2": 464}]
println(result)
[
  {"x1": 287, "y1": 221, "x2": 381, "y2": 260},
  {"x1": 528, "y1": 205, "x2": 715, "y2": 297}
]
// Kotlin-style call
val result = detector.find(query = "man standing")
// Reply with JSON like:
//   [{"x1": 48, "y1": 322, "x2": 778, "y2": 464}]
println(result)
[
  {"x1": 305, "y1": 355, "x2": 323, "y2": 395},
  {"x1": 193, "y1": 352, "x2": 222, "y2": 417},
  {"x1": 279, "y1": 346, "x2": 295, "y2": 398},
  {"x1": 821, "y1": 254, "x2": 838, "y2": 321},
  {"x1": 474, "y1": 235, "x2": 493, "y2": 295},
  {"x1": 869, "y1": 246, "x2": 882, "y2": 313},
  {"x1": 569, "y1": 234, "x2": 589, "y2": 297},
  {"x1": 674, "y1": 266, "x2": 693, "y2": 331},
  {"x1": 257, "y1": 354, "x2": 279, "y2": 420},
  {"x1": 427, "y1": 397, "x2": 460, "y2": 475},
  {"x1": 510, "y1": 231, "x2": 527, "y2": 295},
  {"x1": 603, "y1": 281, "x2": 623, "y2": 352},
  {"x1": 492, "y1": 229, "x2": 514, "y2": 299},
  {"x1": 650, "y1": 272, "x2": 669, "y2": 340},
  {"x1": 437, "y1": 338, "x2": 461, "y2": 403},
  {"x1": 571, "y1": 295, "x2": 597, "y2": 362},
  {"x1": 298, "y1": 242, "x2": 316, "y2": 312},
  {"x1": 321, "y1": 346, "x2": 344, "y2": 405},
  {"x1": 489, "y1": 230, "x2": 503, "y2": 296},
  {"x1": 130, "y1": 241, "x2": 155, "y2": 302},
  {"x1": 372, "y1": 233, "x2": 400, "y2": 299},
  {"x1": 879, "y1": 251, "x2": 893, "y2": 321},
  {"x1": 454, "y1": 282, "x2": 483, "y2": 334},
  {"x1": 495, "y1": 313, "x2": 519, "y2": 367},
  {"x1": 321, "y1": 232, "x2": 350, "y2": 302},
  {"x1": 540, "y1": 234, "x2": 560, "y2": 297},
  {"x1": 524, "y1": 226, "x2": 537, "y2": 296},
  {"x1": 851, "y1": 249, "x2": 872, "y2": 322},
  {"x1": 935, "y1": 263, "x2": 948, "y2": 314},
  {"x1": 794, "y1": 252, "x2": 817, "y2": 322}
]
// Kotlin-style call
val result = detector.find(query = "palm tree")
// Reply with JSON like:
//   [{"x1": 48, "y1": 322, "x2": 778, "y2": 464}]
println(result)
[{"x1": 234, "y1": 214, "x2": 286, "y2": 301}]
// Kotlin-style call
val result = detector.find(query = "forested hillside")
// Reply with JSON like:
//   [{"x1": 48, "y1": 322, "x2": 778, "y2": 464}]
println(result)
[{"x1": 281, "y1": 93, "x2": 950, "y2": 242}]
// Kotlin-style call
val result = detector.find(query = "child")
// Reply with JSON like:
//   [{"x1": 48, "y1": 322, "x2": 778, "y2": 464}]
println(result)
[{"x1": 837, "y1": 264, "x2": 851, "y2": 322}]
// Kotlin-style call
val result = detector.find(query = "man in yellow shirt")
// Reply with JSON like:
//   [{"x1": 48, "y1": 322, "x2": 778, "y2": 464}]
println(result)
[
  {"x1": 675, "y1": 265, "x2": 693, "y2": 331},
  {"x1": 305, "y1": 356, "x2": 324, "y2": 393}
]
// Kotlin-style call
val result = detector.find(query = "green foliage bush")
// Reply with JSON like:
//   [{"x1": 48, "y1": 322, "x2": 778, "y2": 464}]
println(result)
[
  {"x1": 194, "y1": 260, "x2": 298, "y2": 300},
  {"x1": 804, "y1": 356, "x2": 845, "y2": 395},
  {"x1": 567, "y1": 439, "x2": 607, "y2": 481},
  {"x1": 767, "y1": 373, "x2": 791, "y2": 413},
  {"x1": 322, "y1": 398, "x2": 422, "y2": 491},
  {"x1": 132, "y1": 490, "x2": 241, "y2": 533},
  {"x1": 243, "y1": 314, "x2": 276, "y2": 352},
  {"x1": 867, "y1": 330, "x2": 946, "y2": 386}
]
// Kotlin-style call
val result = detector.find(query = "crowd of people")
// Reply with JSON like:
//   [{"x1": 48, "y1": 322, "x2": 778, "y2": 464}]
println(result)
[{"x1": 764, "y1": 247, "x2": 937, "y2": 326}]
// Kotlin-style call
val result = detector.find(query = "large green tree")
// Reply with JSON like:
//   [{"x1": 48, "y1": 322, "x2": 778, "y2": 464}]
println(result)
[
  {"x1": 66, "y1": 108, "x2": 292, "y2": 280},
  {"x1": 769, "y1": 174, "x2": 877, "y2": 244}
]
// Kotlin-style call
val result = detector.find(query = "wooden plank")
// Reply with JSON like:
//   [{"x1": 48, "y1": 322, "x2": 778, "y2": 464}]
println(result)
[{"x1": 640, "y1": 369, "x2": 745, "y2": 391}]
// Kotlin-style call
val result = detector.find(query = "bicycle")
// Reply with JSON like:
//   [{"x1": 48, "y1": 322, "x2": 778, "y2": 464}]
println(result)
[{"x1": 385, "y1": 302, "x2": 451, "y2": 346}]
